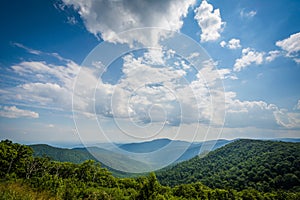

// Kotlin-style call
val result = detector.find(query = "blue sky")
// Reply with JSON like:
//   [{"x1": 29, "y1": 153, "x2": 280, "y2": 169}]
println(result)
[{"x1": 0, "y1": 0, "x2": 300, "y2": 146}]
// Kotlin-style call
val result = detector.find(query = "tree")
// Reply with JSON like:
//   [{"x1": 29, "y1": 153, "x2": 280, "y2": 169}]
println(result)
[
  {"x1": 137, "y1": 172, "x2": 161, "y2": 200},
  {"x1": 0, "y1": 139, "x2": 33, "y2": 178}
]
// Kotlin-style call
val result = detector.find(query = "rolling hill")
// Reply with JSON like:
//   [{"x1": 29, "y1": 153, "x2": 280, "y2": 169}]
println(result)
[
  {"x1": 30, "y1": 138, "x2": 231, "y2": 174},
  {"x1": 30, "y1": 144, "x2": 151, "y2": 176},
  {"x1": 156, "y1": 139, "x2": 300, "y2": 192},
  {"x1": 118, "y1": 138, "x2": 231, "y2": 163}
]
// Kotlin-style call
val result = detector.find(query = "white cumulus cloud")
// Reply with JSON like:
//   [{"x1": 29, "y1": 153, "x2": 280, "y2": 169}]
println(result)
[
  {"x1": 276, "y1": 32, "x2": 300, "y2": 63},
  {"x1": 3, "y1": 45, "x2": 300, "y2": 131},
  {"x1": 227, "y1": 38, "x2": 241, "y2": 49},
  {"x1": 0, "y1": 106, "x2": 39, "y2": 119},
  {"x1": 220, "y1": 41, "x2": 226, "y2": 48},
  {"x1": 274, "y1": 109, "x2": 300, "y2": 129},
  {"x1": 2, "y1": 59, "x2": 82, "y2": 112},
  {"x1": 225, "y1": 92, "x2": 300, "y2": 129},
  {"x1": 233, "y1": 48, "x2": 265, "y2": 71},
  {"x1": 62, "y1": 0, "x2": 195, "y2": 46},
  {"x1": 220, "y1": 38, "x2": 241, "y2": 49},
  {"x1": 194, "y1": 0, "x2": 225, "y2": 42},
  {"x1": 217, "y1": 68, "x2": 238, "y2": 80},
  {"x1": 265, "y1": 50, "x2": 281, "y2": 62}
]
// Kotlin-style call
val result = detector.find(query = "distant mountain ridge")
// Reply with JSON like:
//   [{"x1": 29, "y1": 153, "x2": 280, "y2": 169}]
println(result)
[
  {"x1": 118, "y1": 138, "x2": 174, "y2": 153},
  {"x1": 30, "y1": 138, "x2": 232, "y2": 175},
  {"x1": 30, "y1": 144, "x2": 150, "y2": 177},
  {"x1": 269, "y1": 138, "x2": 300, "y2": 143},
  {"x1": 30, "y1": 138, "x2": 300, "y2": 176}
]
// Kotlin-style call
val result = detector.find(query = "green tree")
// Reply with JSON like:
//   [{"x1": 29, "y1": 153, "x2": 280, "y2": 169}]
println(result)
[
  {"x1": 0, "y1": 139, "x2": 33, "y2": 178},
  {"x1": 137, "y1": 172, "x2": 161, "y2": 200}
]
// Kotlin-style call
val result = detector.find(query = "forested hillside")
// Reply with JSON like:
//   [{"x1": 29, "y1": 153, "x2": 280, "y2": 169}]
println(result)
[
  {"x1": 30, "y1": 139, "x2": 231, "y2": 174},
  {"x1": 1, "y1": 139, "x2": 300, "y2": 199},
  {"x1": 30, "y1": 144, "x2": 147, "y2": 177},
  {"x1": 157, "y1": 139, "x2": 300, "y2": 192},
  {"x1": 30, "y1": 144, "x2": 95, "y2": 163}
]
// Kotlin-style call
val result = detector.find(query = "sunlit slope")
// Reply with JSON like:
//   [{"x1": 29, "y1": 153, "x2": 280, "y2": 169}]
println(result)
[{"x1": 157, "y1": 139, "x2": 300, "y2": 192}]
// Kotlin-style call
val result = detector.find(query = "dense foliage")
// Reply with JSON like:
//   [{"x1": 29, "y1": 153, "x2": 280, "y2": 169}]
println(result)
[
  {"x1": 30, "y1": 144, "x2": 96, "y2": 164},
  {"x1": 30, "y1": 144, "x2": 132, "y2": 177},
  {"x1": 1, "y1": 139, "x2": 300, "y2": 199},
  {"x1": 31, "y1": 142, "x2": 166, "y2": 175},
  {"x1": 157, "y1": 139, "x2": 300, "y2": 192}
]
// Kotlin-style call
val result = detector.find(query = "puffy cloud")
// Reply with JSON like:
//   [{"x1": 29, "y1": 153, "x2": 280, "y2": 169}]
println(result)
[
  {"x1": 72, "y1": 49, "x2": 189, "y2": 124},
  {"x1": 233, "y1": 46, "x2": 287, "y2": 71},
  {"x1": 189, "y1": 59, "x2": 227, "y2": 125},
  {"x1": 217, "y1": 68, "x2": 238, "y2": 80},
  {"x1": 11, "y1": 60, "x2": 80, "y2": 91},
  {"x1": 100, "y1": 51, "x2": 201, "y2": 125},
  {"x1": 62, "y1": 0, "x2": 195, "y2": 46},
  {"x1": 72, "y1": 49, "x2": 227, "y2": 127},
  {"x1": 143, "y1": 49, "x2": 165, "y2": 65},
  {"x1": 274, "y1": 109, "x2": 300, "y2": 129},
  {"x1": 220, "y1": 38, "x2": 241, "y2": 49},
  {"x1": 233, "y1": 48, "x2": 265, "y2": 71},
  {"x1": 0, "y1": 106, "x2": 39, "y2": 119},
  {"x1": 276, "y1": 32, "x2": 300, "y2": 56},
  {"x1": 4, "y1": 46, "x2": 299, "y2": 131},
  {"x1": 18, "y1": 82, "x2": 70, "y2": 107},
  {"x1": 5, "y1": 46, "x2": 216, "y2": 126},
  {"x1": 227, "y1": 38, "x2": 241, "y2": 49},
  {"x1": 194, "y1": 0, "x2": 225, "y2": 42},
  {"x1": 265, "y1": 50, "x2": 281, "y2": 62},
  {"x1": 233, "y1": 47, "x2": 284, "y2": 71},
  {"x1": 220, "y1": 41, "x2": 226, "y2": 48},
  {"x1": 224, "y1": 91, "x2": 300, "y2": 129},
  {"x1": 2, "y1": 59, "x2": 82, "y2": 112},
  {"x1": 225, "y1": 92, "x2": 280, "y2": 128},
  {"x1": 231, "y1": 33, "x2": 300, "y2": 72},
  {"x1": 276, "y1": 32, "x2": 300, "y2": 63}
]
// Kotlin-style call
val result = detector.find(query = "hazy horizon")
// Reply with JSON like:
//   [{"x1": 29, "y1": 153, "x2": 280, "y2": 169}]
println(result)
[{"x1": 15, "y1": 136, "x2": 299, "y2": 149}]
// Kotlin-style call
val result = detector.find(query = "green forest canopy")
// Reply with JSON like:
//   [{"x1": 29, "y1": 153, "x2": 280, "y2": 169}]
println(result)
[
  {"x1": 1, "y1": 139, "x2": 300, "y2": 200},
  {"x1": 157, "y1": 139, "x2": 300, "y2": 192}
]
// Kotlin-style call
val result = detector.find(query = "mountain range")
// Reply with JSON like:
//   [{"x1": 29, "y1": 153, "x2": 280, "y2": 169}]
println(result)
[
  {"x1": 30, "y1": 137, "x2": 299, "y2": 176},
  {"x1": 30, "y1": 138, "x2": 232, "y2": 175}
]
